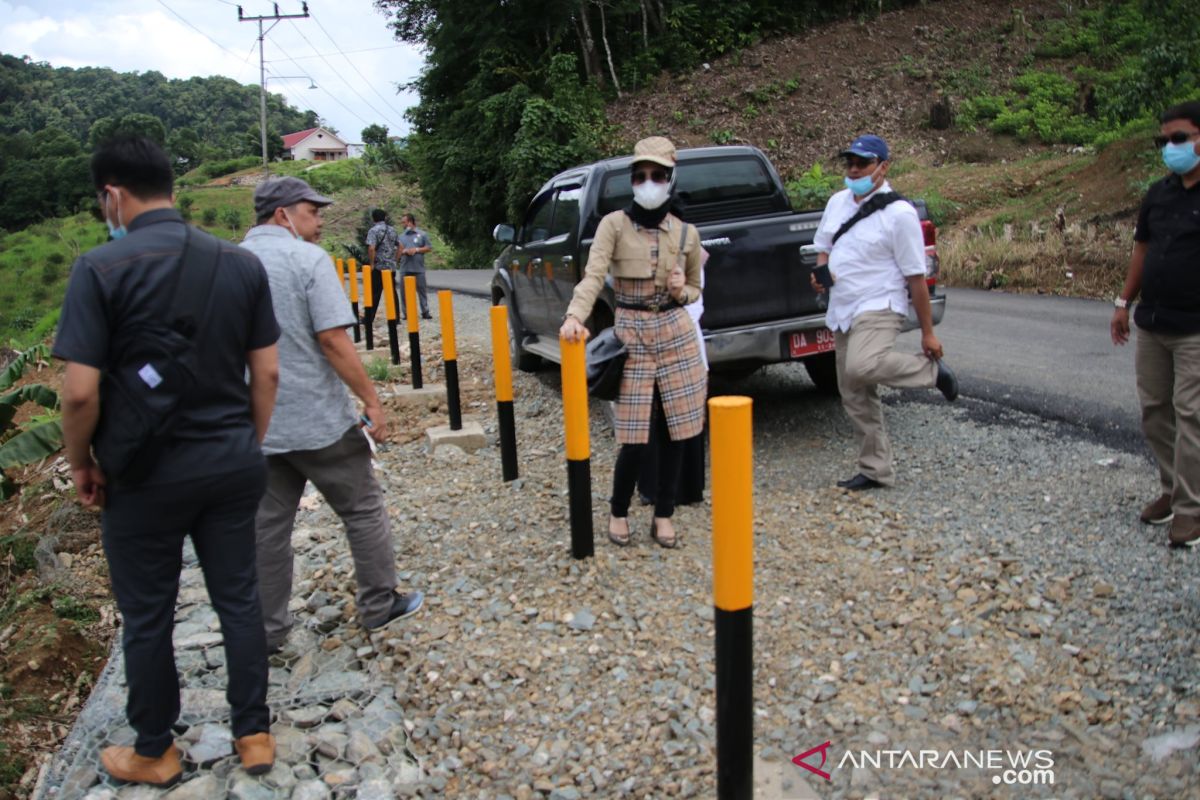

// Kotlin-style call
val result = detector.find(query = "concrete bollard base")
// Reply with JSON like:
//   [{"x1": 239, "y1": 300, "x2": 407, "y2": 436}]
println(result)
[
  {"x1": 391, "y1": 383, "x2": 446, "y2": 408},
  {"x1": 426, "y1": 420, "x2": 487, "y2": 453}
]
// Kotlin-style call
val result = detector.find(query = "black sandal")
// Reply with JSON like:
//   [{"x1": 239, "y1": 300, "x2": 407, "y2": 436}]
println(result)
[
  {"x1": 608, "y1": 516, "x2": 631, "y2": 547},
  {"x1": 650, "y1": 517, "x2": 678, "y2": 549}
]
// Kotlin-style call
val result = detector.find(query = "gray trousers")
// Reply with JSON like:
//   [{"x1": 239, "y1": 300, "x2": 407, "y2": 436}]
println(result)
[
  {"x1": 401, "y1": 271, "x2": 429, "y2": 317},
  {"x1": 834, "y1": 310, "x2": 938, "y2": 485},
  {"x1": 255, "y1": 427, "x2": 396, "y2": 647},
  {"x1": 1136, "y1": 325, "x2": 1200, "y2": 516}
]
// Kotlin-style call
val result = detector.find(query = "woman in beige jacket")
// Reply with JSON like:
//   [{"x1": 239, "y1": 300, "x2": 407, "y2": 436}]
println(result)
[{"x1": 559, "y1": 137, "x2": 706, "y2": 548}]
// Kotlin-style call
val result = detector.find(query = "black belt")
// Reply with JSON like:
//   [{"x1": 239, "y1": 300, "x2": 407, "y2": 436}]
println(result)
[{"x1": 616, "y1": 300, "x2": 682, "y2": 312}]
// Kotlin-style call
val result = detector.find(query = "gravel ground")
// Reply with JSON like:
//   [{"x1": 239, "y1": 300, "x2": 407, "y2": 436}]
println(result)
[{"x1": 40, "y1": 294, "x2": 1200, "y2": 799}]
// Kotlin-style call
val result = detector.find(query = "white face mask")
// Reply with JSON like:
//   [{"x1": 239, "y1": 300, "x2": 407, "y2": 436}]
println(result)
[{"x1": 633, "y1": 180, "x2": 671, "y2": 210}]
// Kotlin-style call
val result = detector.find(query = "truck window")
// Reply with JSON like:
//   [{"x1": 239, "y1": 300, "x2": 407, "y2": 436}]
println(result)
[
  {"x1": 597, "y1": 155, "x2": 775, "y2": 216},
  {"x1": 521, "y1": 193, "x2": 555, "y2": 243},
  {"x1": 551, "y1": 186, "x2": 582, "y2": 239}
]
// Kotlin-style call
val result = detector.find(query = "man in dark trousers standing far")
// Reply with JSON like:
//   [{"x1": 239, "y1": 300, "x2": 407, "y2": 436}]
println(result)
[
  {"x1": 399, "y1": 212, "x2": 433, "y2": 319},
  {"x1": 55, "y1": 136, "x2": 281, "y2": 785},
  {"x1": 1112, "y1": 100, "x2": 1200, "y2": 546},
  {"x1": 363, "y1": 208, "x2": 399, "y2": 332}
]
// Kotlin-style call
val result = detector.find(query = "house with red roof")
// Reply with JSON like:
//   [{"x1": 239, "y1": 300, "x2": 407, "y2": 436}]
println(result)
[{"x1": 281, "y1": 127, "x2": 348, "y2": 161}]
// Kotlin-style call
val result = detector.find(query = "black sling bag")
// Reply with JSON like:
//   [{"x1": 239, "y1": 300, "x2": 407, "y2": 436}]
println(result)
[
  {"x1": 92, "y1": 227, "x2": 221, "y2": 485},
  {"x1": 831, "y1": 191, "x2": 908, "y2": 245}
]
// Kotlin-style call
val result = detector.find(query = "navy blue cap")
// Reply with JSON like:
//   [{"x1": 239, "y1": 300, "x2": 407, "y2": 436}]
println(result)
[{"x1": 839, "y1": 134, "x2": 889, "y2": 162}]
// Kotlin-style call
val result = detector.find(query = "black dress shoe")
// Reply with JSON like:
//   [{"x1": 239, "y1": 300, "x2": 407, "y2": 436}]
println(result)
[
  {"x1": 836, "y1": 473, "x2": 882, "y2": 491},
  {"x1": 935, "y1": 360, "x2": 959, "y2": 402}
]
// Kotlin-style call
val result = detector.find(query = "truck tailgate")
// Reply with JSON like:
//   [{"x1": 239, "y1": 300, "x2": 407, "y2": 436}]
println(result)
[{"x1": 698, "y1": 213, "x2": 823, "y2": 329}]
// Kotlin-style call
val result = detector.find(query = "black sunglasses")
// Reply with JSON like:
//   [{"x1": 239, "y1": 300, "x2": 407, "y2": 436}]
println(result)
[
  {"x1": 631, "y1": 168, "x2": 669, "y2": 185},
  {"x1": 842, "y1": 155, "x2": 878, "y2": 170},
  {"x1": 1154, "y1": 131, "x2": 1199, "y2": 148}
]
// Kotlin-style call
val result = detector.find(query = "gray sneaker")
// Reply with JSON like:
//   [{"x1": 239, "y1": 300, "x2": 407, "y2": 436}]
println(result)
[{"x1": 366, "y1": 591, "x2": 425, "y2": 631}]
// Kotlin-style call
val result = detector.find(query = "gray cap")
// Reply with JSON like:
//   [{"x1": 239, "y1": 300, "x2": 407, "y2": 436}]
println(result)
[{"x1": 253, "y1": 176, "x2": 333, "y2": 218}]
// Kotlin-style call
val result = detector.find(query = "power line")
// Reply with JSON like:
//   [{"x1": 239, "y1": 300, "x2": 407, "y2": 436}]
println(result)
[
  {"x1": 157, "y1": 0, "x2": 251, "y2": 61},
  {"x1": 308, "y1": 10, "x2": 408, "y2": 124},
  {"x1": 282, "y1": 19, "x2": 405, "y2": 130},
  {"x1": 265, "y1": 43, "x2": 407, "y2": 61},
  {"x1": 269, "y1": 37, "x2": 374, "y2": 130}
]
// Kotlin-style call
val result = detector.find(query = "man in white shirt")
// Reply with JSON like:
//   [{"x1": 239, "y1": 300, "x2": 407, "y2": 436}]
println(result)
[{"x1": 811, "y1": 135, "x2": 958, "y2": 491}]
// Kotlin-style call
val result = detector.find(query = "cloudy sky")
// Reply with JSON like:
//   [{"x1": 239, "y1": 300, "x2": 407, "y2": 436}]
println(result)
[{"x1": 0, "y1": 0, "x2": 424, "y2": 141}]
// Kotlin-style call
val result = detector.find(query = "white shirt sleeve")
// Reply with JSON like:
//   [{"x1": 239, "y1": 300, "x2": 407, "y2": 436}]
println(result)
[
  {"x1": 890, "y1": 204, "x2": 927, "y2": 277},
  {"x1": 812, "y1": 193, "x2": 843, "y2": 254}
]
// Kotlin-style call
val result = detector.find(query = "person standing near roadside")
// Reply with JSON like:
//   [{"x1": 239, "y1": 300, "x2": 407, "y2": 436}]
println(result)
[
  {"x1": 810, "y1": 134, "x2": 958, "y2": 491},
  {"x1": 399, "y1": 212, "x2": 433, "y2": 320},
  {"x1": 363, "y1": 208, "x2": 400, "y2": 331},
  {"x1": 1111, "y1": 100, "x2": 1200, "y2": 546},
  {"x1": 559, "y1": 136, "x2": 706, "y2": 549},
  {"x1": 240, "y1": 177, "x2": 424, "y2": 654},
  {"x1": 55, "y1": 136, "x2": 280, "y2": 785}
]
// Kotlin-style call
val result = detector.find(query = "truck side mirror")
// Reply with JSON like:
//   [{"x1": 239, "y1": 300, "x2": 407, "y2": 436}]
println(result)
[{"x1": 493, "y1": 224, "x2": 515, "y2": 244}]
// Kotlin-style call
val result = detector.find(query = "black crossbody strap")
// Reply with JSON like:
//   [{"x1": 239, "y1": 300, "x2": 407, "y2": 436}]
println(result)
[
  {"x1": 167, "y1": 227, "x2": 222, "y2": 339},
  {"x1": 831, "y1": 191, "x2": 906, "y2": 246}
]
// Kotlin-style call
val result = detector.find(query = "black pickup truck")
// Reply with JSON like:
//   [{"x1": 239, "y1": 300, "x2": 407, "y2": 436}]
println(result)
[{"x1": 490, "y1": 145, "x2": 944, "y2": 392}]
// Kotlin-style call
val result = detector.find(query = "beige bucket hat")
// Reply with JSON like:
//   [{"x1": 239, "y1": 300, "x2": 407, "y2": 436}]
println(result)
[{"x1": 632, "y1": 136, "x2": 676, "y2": 168}]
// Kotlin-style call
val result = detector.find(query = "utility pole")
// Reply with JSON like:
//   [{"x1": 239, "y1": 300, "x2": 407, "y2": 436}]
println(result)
[{"x1": 238, "y1": 3, "x2": 310, "y2": 174}]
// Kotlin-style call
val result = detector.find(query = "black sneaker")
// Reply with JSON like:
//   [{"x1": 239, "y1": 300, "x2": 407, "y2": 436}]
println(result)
[
  {"x1": 935, "y1": 360, "x2": 959, "y2": 402},
  {"x1": 366, "y1": 591, "x2": 425, "y2": 631}
]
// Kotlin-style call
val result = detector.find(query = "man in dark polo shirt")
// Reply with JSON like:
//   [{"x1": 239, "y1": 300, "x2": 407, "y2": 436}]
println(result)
[
  {"x1": 54, "y1": 136, "x2": 281, "y2": 785},
  {"x1": 1112, "y1": 100, "x2": 1200, "y2": 546}
]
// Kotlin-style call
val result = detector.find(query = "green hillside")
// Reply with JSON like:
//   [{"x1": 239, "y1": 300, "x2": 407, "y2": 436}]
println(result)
[{"x1": 0, "y1": 161, "x2": 446, "y2": 347}]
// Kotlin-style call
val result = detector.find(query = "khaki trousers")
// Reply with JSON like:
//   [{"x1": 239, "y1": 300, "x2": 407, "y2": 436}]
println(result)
[
  {"x1": 835, "y1": 310, "x2": 938, "y2": 485},
  {"x1": 1136, "y1": 325, "x2": 1200, "y2": 516},
  {"x1": 255, "y1": 427, "x2": 397, "y2": 647}
]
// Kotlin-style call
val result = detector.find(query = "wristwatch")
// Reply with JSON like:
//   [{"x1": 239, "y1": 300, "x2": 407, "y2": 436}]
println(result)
[{"x1": 1114, "y1": 297, "x2": 1129, "y2": 309}]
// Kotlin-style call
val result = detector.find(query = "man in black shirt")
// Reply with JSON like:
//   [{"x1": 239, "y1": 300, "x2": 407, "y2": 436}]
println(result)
[
  {"x1": 1112, "y1": 100, "x2": 1200, "y2": 546},
  {"x1": 55, "y1": 137, "x2": 281, "y2": 784}
]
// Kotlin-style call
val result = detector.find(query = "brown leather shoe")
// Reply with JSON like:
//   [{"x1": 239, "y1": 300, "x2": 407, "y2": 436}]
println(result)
[
  {"x1": 234, "y1": 732, "x2": 276, "y2": 775},
  {"x1": 1168, "y1": 514, "x2": 1200, "y2": 547},
  {"x1": 1140, "y1": 493, "x2": 1174, "y2": 525},
  {"x1": 100, "y1": 744, "x2": 182, "y2": 787}
]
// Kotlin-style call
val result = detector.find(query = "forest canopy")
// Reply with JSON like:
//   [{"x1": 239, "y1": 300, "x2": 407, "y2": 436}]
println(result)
[{"x1": 0, "y1": 54, "x2": 318, "y2": 230}]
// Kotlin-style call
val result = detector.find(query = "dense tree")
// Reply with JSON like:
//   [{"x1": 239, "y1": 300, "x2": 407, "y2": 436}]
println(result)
[
  {"x1": 376, "y1": 0, "x2": 924, "y2": 263},
  {"x1": 361, "y1": 124, "x2": 390, "y2": 146},
  {"x1": 0, "y1": 54, "x2": 322, "y2": 230}
]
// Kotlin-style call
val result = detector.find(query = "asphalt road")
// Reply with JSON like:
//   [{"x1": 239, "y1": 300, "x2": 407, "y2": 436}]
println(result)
[{"x1": 427, "y1": 271, "x2": 1145, "y2": 451}]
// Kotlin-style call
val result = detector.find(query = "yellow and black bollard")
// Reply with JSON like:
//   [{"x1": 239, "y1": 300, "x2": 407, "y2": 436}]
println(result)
[
  {"x1": 710, "y1": 395, "x2": 754, "y2": 800},
  {"x1": 335, "y1": 257, "x2": 345, "y2": 286},
  {"x1": 383, "y1": 270, "x2": 400, "y2": 365},
  {"x1": 489, "y1": 305, "x2": 518, "y2": 481},
  {"x1": 362, "y1": 265, "x2": 375, "y2": 350},
  {"x1": 404, "y1": 275, "x2": 423, "y2": 389},
  {"x1": 347, "y1": 258, "x2": 361, "y2": 343},
  {"x1": 561, "y1": 336, "x2": 593, "y2": 559},
  {"x1": 440, "y1": 291, "x2": 462, "y2": 430}
]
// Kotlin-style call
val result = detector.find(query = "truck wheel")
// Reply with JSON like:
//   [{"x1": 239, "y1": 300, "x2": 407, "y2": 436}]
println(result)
[
  {"x1": 503, "y1": 293, "x2": 542, "y2": 372},
  {"x1": 803, "y1": 352, "x2": 839, "y2": 395}
]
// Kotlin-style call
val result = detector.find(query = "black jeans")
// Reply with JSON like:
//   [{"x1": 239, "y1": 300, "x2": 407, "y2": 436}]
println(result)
[
  {"x1": 101, "y1": 464, "x2": 270, "y2": 756},
  {"x1": 362, "y1": 266, "x2": 399, "y2": 328},
  {"x1": 611, "y1": 391, "x2": 683, "y2": 519}
]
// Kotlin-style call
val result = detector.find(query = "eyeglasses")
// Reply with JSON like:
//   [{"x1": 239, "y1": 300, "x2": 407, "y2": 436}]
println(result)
[
  {"x1": 1154, "y1": 131, "x2": 1200, "y2": 148},
  {"x1": 631, "y1": 168, "x2": 669, "y2": 185},
  {"x1": 842, "y1": 156, "x2": 878, "y2": 170}
]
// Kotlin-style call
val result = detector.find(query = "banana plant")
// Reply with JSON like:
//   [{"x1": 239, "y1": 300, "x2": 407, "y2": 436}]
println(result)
[{"x1": 0, "y1": 344, "x2": 63, "y2": 500}]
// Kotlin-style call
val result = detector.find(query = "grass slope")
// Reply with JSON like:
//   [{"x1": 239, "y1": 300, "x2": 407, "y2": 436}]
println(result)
[{"x1": 0, "y1": 165, "x2": 450, "y2": 349}]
